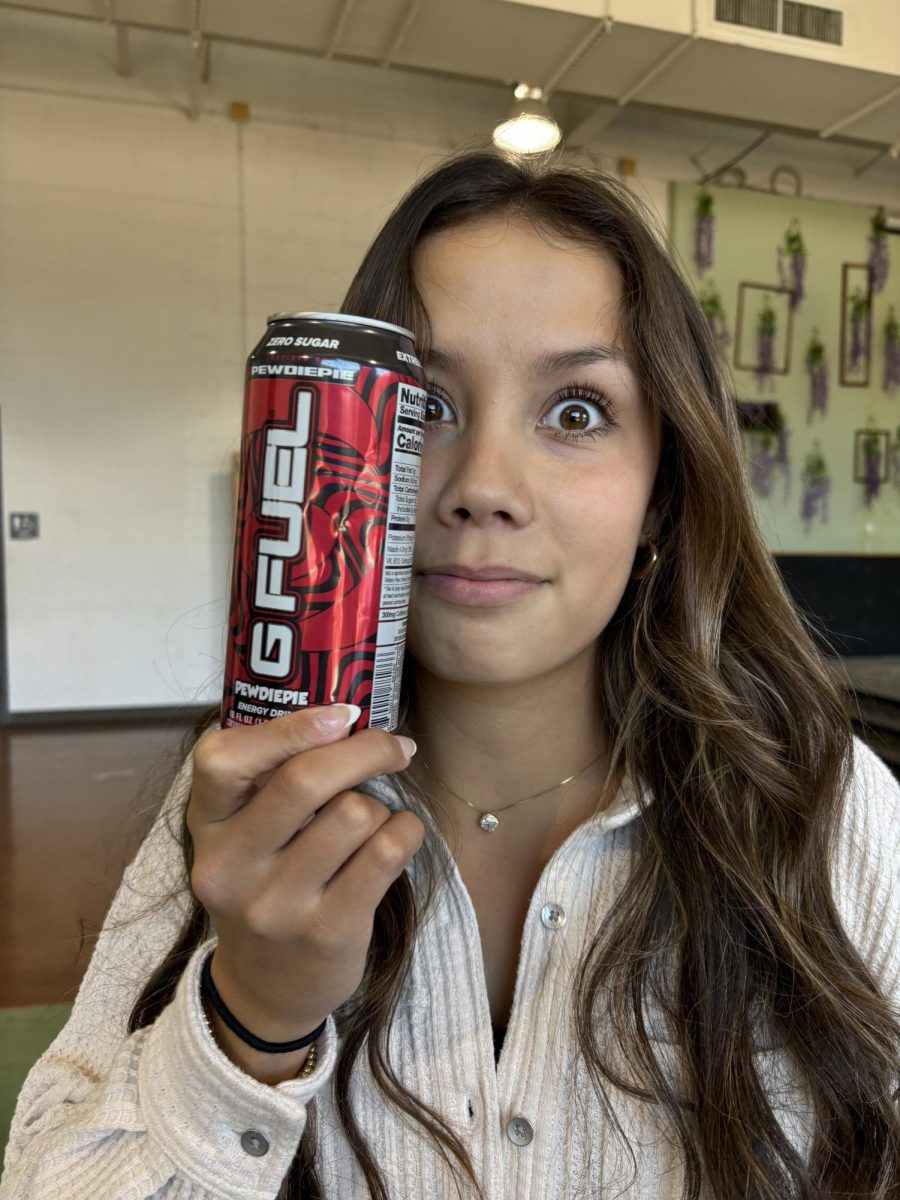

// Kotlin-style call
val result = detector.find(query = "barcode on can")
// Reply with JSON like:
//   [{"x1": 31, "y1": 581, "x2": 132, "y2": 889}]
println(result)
[{"x1": 369, "y1": 642, "x2": 403, "y2": 729}]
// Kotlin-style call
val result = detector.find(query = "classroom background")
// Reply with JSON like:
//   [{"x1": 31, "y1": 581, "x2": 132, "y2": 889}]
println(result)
[{"x1": 1, "y1": 0, "x2": 898, "y2": 1164}]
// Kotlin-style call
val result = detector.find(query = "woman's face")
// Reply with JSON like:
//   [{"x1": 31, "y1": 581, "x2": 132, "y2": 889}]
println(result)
[{"x1": 405, "y1": 214, "x2": 663, "y2": 688}]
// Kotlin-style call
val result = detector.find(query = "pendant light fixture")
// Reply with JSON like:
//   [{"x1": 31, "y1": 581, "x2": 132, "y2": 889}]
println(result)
[{"x1": 492, "y1": 84, "x2": 561, "y2": 155}]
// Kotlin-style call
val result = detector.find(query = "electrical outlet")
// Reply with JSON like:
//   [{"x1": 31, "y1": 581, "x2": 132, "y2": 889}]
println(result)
[{"x1": 10, "y1": 513, "x2": 40, "y2": 540}]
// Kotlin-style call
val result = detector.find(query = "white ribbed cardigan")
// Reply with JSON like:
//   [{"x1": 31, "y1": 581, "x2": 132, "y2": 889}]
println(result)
[{"x1": 2, "y1": 734, "x2": 898, "y2": 1199}]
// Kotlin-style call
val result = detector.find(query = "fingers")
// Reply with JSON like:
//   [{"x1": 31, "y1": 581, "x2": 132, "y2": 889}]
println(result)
[
  {"x1": 223, "y1": 729, "x2": 411, "y2": 856},
  {"x1": 190, "y1": 705, "x2": 359, "y2": 823},
  {"x1": 316, "y1": 810, "x2": 427, "y2": 936}
]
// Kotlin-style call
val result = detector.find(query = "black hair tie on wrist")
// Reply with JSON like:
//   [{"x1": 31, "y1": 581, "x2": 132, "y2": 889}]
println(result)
[{"x1": 201, "y1": 951, "x2": 328, "y2": 1053}]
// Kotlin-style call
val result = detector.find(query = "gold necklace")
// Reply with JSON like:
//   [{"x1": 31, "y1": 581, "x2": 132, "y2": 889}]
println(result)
[{"x1": 416, "y1": 748, "x2": 606, "y2": 833}]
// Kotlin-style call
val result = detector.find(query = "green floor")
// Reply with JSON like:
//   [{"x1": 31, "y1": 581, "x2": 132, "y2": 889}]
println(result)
[{"x1": 0, "y1": 1005, "x2": 72, "y2": 1170}]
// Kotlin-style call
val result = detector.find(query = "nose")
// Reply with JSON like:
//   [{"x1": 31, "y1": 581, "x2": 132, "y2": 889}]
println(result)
[{"x1": 423, "y1": 413, "x2": 535, "y2": 528}]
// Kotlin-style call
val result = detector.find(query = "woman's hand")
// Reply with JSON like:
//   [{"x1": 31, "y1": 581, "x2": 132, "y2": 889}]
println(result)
[{"x1": 187, "y1": 707, "x2": 422, "y2": 1078}]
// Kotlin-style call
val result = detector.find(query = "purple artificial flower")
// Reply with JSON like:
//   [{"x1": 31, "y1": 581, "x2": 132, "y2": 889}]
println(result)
[
  {"x1": 747, "y1": 437, "x2": 776, "y2": 498},
  {"x1": 808, "y1": 361, "x2": 827, "y2": 420},
  {"x1": 868, "y1": 207, "x2": 890, "y2": 294},
  {"x1": 694, "y1": 190, "x2": 714, "y2": 274},
  {"x1": 777, "y1": 220, "x2": 807, "y2": 310},
  {"x1": 863, "y1": 431, "x2": 882, "y2": 507},
  {"x1": 805, "y1": 331, "x2": 828, "y2": 423},
  {"x1": 800, "y1": 446, "x2": 830, "y2": 529},
  {"x1": 849, "y1": 288, "x2": 870, "y2": 370},
  {"x1": 756, "y1": 297, "x2": 777, "y2": 391},
  {"x1": 698, "y1": 280, "x2": 730, "y2": 353},
  {"x1": 744, "y1": 409, "x2": 789, "y2": 501},
  {"x1": 774, "y1": 421, "x2": 791, "y2": 501},
  {"x1": 883, "y1": 307, "x2": 900, "y2": 395}
]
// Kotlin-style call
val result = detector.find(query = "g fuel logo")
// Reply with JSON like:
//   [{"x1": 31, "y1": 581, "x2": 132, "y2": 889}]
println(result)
[{"x1": 249, "y1": 387, "x2": 313, "y2": 679}]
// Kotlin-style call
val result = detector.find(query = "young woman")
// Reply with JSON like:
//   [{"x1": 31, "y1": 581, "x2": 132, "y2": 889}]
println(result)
[{"x1": 3, "y1": 146, "x2": 898, "y2": 1200}]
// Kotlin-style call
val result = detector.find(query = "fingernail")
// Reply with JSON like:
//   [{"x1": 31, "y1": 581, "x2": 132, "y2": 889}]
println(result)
[
  {"x1": 397, "y1": 736, "x2": 418, "y2": 758},
  {"x1": 315, "y1": 703, "x2": 362, "y2": 731}
]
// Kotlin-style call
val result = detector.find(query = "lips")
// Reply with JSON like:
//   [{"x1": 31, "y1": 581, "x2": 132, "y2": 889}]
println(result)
[
  {"x1": 419, "y1": 564, "x2": 545, "y2": 583},
  {"x1": 419, "y1": 572, "x2": 544, "y2": 607}
]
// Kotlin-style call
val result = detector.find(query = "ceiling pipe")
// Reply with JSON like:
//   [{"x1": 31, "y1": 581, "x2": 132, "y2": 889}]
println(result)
[
  {"x1": 114, "y1": 22, "x2": 131, "y2": 76},
  {"x1": 698, "y1": 130, "x2": 771, "y2": 185},
  {"x1": 616, "y1": 36, "x2": 693, "y2": 107},
  {"x1": 325, "y1": 0, "x2": 358, "y2": 60},
  {"x1": 819, "y1": 80, "x2": 900, "y2": 139},
  {"x1": 189, "y1": 0, "x2": 203, "y2": 51},
  {"x1": 541, "y1": 13, "x2": 614, "y2": 101},
  {"x1": 380, "y1": 0, "x2": 424, "y2": 69},
  {"x1": 616, "y1": 0, "x2": 698, "y2": 107},
  {"x1": 535, "y1": 1, "x2": 613, "y2": 150},
  {"x1": 188, "y1": 0, "x2": 205, "y2": 120},
  {"x1": 561, "y1": 0, "x2": 699, "y2": 147},
  {"x1": 562, "y1": 102, "x2": 621, "y2": 148},
  {"x1": 853, "y1": 145, "x2": 889, "y2": 176}
]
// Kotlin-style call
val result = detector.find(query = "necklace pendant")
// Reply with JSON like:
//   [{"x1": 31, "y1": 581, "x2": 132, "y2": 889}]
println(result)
[{"x1": 479, "y1": 812, "x2": 500, "y2": 832}]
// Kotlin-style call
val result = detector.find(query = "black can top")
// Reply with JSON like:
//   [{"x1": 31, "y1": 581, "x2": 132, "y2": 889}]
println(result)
[{"x1": 267, "y1": 311, "x2": 415, "y2": 343}]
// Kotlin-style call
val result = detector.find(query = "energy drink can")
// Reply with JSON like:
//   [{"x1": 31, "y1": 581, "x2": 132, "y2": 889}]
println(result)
[{"x1": 221, "y1": 311, "x2": 426, "y2": 733}]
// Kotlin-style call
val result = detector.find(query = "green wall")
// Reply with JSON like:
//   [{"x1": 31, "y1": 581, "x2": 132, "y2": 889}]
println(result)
[{"x1": 669, "y1": 182, "x2": 900, "y2": 553}]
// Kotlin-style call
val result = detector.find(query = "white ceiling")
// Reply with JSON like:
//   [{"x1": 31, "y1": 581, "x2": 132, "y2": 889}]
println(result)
[{"x1": 2, "y1": 0, "x2": 899, "y2": 176}]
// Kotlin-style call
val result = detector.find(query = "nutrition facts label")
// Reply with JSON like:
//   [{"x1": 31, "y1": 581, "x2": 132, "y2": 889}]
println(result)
[{"x1": 369, "y1": 382, "x2": 426, "y2": 730}]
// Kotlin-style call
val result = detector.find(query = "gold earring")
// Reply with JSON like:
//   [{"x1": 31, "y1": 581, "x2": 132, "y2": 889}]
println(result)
[{"x1": 630, "y1": 540, "x2": 658, "y2": 581}]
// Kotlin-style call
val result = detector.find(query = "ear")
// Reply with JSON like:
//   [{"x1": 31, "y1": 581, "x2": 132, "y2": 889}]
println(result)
[{"x1": 640, "y1": 504, "x2": 659, "y2": 543}]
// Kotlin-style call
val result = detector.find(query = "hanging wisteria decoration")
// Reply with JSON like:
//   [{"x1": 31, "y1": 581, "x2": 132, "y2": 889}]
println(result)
[
  {"x1": 694, "y1": 189, "x2": 714, "y2": 274},
  {"x1": 776, "y1": 218, "x2": 807, "y2": 309},
  {"x1": 756, "y1": 296, "x2": 777, "y2": 391},
  {"x1": 883, "y1": 306, "x2": 900, "y2": 394},
  {"x1": 773, "y1": 409, "x2": 791, "y2": 502},
  {"x1": 800, "y1": 443, "x2": 830, "y2": 530},
  {"x1": 741, "y1": 406, "x2": 790, "y2": 500},
  {"x1": 698, "y1": 280, "x2": 731, "y2": 352},
  {"x1": 862, "y1": 428, "x2": 883, "y2": 507},
  {"x1": 868, "y1": 206, "x2": 890, "y2": 294},
  {"x1": 849, "y1": 287, "x2": 870, "y2": 370},
  {"x1": 745, "y1": 429, "x2": 777, "y2": 498},
  {"x1": 805, "y1": 329, "x2": 828, "y2": 423}
]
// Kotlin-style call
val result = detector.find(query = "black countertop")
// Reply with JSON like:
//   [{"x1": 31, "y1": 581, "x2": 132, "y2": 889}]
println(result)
[{"x1": 825, "y1": 656, "x2": 900, "y2": 777}]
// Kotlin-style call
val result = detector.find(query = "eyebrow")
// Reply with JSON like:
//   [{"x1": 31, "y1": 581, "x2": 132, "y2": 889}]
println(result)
[{"x1": 423, "y1": 343, "x2": 634, "y2": 378}]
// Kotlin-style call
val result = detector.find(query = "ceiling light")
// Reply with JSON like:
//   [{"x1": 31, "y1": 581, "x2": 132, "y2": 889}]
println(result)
[{"x1": 492, "y1": 84, "x2": 561, "y2": 155}]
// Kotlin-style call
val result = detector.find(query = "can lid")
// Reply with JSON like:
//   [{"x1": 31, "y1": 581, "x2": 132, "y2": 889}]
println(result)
[{"x1": 267, "y1": 311, "x2": 416, "y2": 342}]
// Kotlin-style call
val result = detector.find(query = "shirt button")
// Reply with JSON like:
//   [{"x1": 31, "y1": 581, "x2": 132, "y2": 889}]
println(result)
[
  {"x1": 541, "y1": 902, "x2": 566, "y2": 930},
  {"x1": 506, "y1": 1116, "x2": 534, "y2": 1146},
  {"x1": 241, "y1": 1130, "x2": 270, "y2": 1156}
]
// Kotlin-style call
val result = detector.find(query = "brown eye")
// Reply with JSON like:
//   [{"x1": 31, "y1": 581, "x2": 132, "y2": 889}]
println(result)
[
  {"x1": 558, "y1": 404, "x2": 591, "y2": 433},
  {"x1": 423, "y1": 383, "x2": 451, "y2": 425},
  {"x1": 541, "y1": 385, "x2": 617, "y2": 444}
]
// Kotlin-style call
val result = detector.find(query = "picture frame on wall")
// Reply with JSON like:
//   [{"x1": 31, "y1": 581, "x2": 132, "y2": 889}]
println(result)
[
  {"x1": 734, "y1": 283, "x2": 794, "y2": 376},
  {"x1": 840, "y1": 263, "x2": 873, "y2": 388}
]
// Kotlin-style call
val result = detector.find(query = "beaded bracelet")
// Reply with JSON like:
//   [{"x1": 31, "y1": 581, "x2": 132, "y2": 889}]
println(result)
[
  {"x1": 198, "y1": 995, "x2": 319, "y2": 1078},
  {"x1": 200, "y1": 952, "x2": 327, "y2": 1070}
]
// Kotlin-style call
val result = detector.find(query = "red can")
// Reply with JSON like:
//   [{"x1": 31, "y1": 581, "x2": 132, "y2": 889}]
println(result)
[{"x1": 221, "y1": 312, "x2": 426, "y2": 732}]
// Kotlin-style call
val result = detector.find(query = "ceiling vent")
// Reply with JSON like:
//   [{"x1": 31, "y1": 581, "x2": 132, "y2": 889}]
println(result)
[
  {"x1": 715, "y1": 0, "x2": 778, "y2": 31},
  {"x1": 782, "y1": 2, "x2": 843, "y2": 45},
  {"x1": 715, "y1": 0, "x2": 844, "y2": 44}
]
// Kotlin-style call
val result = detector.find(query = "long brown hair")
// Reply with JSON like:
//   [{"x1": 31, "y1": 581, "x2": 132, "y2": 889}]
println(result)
[{"x1": 124, "y1": 143, "x2": 899, "y2": 1198}]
